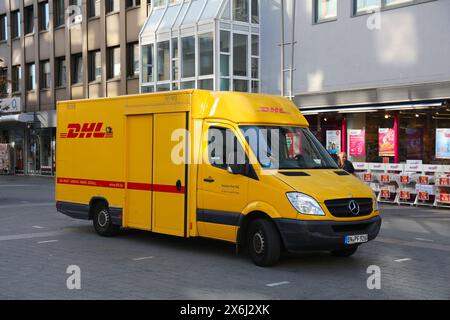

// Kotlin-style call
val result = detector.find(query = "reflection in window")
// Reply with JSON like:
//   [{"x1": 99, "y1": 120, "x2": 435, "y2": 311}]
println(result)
[
  {"x1": 182, "y1": 36, "x2": 195, "y2": 78},
  {"x1": 233, "y1": 0, "x2": 249, "y2": 22},
  {"x1": 234, "y1": 79, "x2": 248, "y2": 92},
  {"x1": 315, "y1": 0, "x2": 337, "y2": 22},
  {"x1": 233, "y1": 33, "x2": 248, "y2": 77},
  {"x1": 251, "y1": 0, "x2": 259, "y2": 23},
  {"x1": 142, "y1": 44, "x2": 154, "y2": 83},
  {"x1": 157, "y1": 40, "x2": 170, "y2": 81},
  {"x1": 199, "y1": 33, "x2": 214, "y2": 76}
]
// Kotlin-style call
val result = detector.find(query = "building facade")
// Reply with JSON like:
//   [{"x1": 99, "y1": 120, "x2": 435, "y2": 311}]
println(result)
[
  {"x1": 262, "y1": 0, "x2": 450, "y2": 164},
  {"x1": 139, "y1": 0, "x2": 260, "y2": 94},
  {"x1": 0, "y1": 0, "x2": 151, "y2": 175}
]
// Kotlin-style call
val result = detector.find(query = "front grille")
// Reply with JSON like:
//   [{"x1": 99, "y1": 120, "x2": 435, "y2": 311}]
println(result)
[{"x1": 324, "y1": 198, "x2": 373, "y2": 218}]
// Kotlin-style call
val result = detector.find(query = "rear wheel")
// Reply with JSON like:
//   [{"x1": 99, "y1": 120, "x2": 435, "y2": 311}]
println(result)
[
  {"x1": 247, "y1": 219, "x2": 281, "y2": 267},
  {"x1": 92, "y1": 203, "x2": 120, "y2": 237},
  {"x1": 330, "y1": 246, "x2": 358, "y2": 257}
]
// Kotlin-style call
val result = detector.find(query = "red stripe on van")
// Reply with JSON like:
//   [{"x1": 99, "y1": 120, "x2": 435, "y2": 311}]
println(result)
[{"x1": 57, "y1": 178, "x2": 185, "y2": 194}]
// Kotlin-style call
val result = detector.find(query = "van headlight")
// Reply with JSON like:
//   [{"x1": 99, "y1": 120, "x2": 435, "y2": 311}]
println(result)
[{"x1": 286, "y1": 192, "x2": 325, "y2": 216}]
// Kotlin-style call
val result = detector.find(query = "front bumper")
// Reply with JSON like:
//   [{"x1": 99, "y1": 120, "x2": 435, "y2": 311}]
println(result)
[{"x1": 274, "y1": 215, "x2": 382, "y2": 252}]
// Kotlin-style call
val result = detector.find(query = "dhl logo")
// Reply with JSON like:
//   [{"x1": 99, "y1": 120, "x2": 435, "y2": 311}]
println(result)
[
  {"x1": 60, "y1": 123, "x2": 113, "y2": 139},
  {"x1": 258, "y1": 106, "x2": 290, "y2": 114}
]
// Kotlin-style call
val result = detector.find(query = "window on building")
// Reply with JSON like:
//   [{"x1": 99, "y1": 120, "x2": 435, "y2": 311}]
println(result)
[
  {"x1": 126, "y1": 0, "x2": 141, "y2": 8},
  {"x1": 54, "y1": 0, "x2": 65, "y2": 27},
  {"x1": 181, "y1": 36, "x2": 195, "y2": 79},
  {"x1": 251, "y1": 0, "x2": 259, "y2": 23},
  {"x1": 40, "y1": 60, "x2": 51, "y2": 89},
  {"x1": 157, "y1": 40, "x2": 170, "y2": 81},
  {"x1": 251, "y1": 34, "x2": 259, "y2": 92},
  {"x1": 39, "y1": 1, "x2": 50, "y2": 31},
  {"x1": 88, "y1": 50, "x2": 102, "y2": 82},
  {"x1": 72, "y1": 53, "x2": 83, "y2": 84},
  {"x1": 11, "y1": 11, "x2": 21, "y2": 39},
  {"x1": 353, "y1": 0, "x2": 427, "y2": 14},
  {"x1": 233, "y1": 0, "x2": 249, "y2": 22},
  {"x1": 106, "y1": 0, "x2": 120, "y2": 13},
  {"x1": 199, "y1": 33, "x2": 214, "y2": 76},
  {"x1": 315, "y1": 0, "x2": 337, "y2": 23},
  {"x1": 127, "y1": 42, "x2": 140, "y2": 77},
  {"x1": 220, "y1": 30, "x2": 230, "y2": 87},
  {"x1": 233, "y1": 33, "x2": 248, "y2": 77},
  {"x1": 0, "y1": 15, "x2": 7, "y2": 41},
  {"x1": 172, "y1": 38, "x2": 179, "y2": 82},
  {"x1": 24, "y1": 6, "x2": 35, "y2": 35},
  {"x1": 153, "y1": 0, "x2": 167, "y2": 7},
  {"x1": 26, "y1": 63, "x2": 36, "y2": 91},
  {"x1": 234, "y1": 79, "x2": 248, "y2": 92},
  {"x1": 88, "y1": 0, "x2": 101, "y2": 18},
  {"x1": 12, "y1": 65, "x2": 21, "y2": 92},
  {"x1": 0, "y1": 67, "x2": 7, "y2": 97},
  {"x1": 142, "y1": 44, "x2": 154, "y2": 83},
  {"x1": 55, "y1": 57, "x2": 66, "y2": 87},
  {"x1": 107, "y1": 46, "x2": 121, "y2": 79}
]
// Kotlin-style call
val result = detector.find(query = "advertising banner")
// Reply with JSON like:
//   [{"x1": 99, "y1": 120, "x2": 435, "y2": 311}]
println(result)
[
  {"x1": 436, "y1": 129, "x2": 450, "y2": 159},
  {"x1": 0, "y1": 144, "x2": 9, "y2": 172},
  {"x1": 348, "y1": 129, "x2": 365, "y2": 157},
  {"x1": 406, "y1": 128, "x2": 422, "y2": 159},
  {"x1": 379, "y1": 128, "x2": 395, "y2": 157},
  {"x1": 326, "y1": 130, "x2": 341, "y2": 155}
]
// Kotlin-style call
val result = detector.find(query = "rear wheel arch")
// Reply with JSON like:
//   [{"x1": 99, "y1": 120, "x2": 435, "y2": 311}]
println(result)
[{"x1": 88, "y1": 197, "x2": 110, "y2": 220}]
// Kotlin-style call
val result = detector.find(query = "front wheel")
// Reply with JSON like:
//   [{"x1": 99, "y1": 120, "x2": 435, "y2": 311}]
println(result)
[
  {"x1": 247, "y1": 219, "x2": 281, "y2": 267},
  {"x1": 92, "y1": 203, "x2": 120, "y2": 237},
  {"x1": 330, "y1": 246, "x2": 358, "y2": 257}
]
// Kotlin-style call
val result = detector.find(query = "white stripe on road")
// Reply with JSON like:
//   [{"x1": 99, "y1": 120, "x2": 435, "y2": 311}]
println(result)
[
  {"x1": 0, "y1": 231, "x2": 65, "y2": 242},
  {"x1": 376, "y1": 237, "x2": 450, "y2": 253},
  {"x1": 32, "y1": 226, "x2": 45, "y2": 229},
  {"x1": 0, "y1": 202, "x2": 54, "y2": 209},
  {"x1": 266, "y1": 281, "x2": 291, "y2": 287},
  {"x1": 37, "y1": 240, "x2": 59, "y2": 244},
  {"x1": 0, "y1": 185, "x2": 38, "y2": 188},
  {"x1": 414, "y1": 238, "x2": 434, "y2": 243},
  {"x1": 395, "y1": 258, "x2": 412, "y2": 263},
  {"x1": 133, "y1": 256, "x2": 154, "y2": 261}
]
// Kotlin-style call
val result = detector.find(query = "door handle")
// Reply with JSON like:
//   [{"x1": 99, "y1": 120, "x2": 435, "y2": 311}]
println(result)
[{"x1": 203, "y1": 177, "x2": 215, "y2": 183}]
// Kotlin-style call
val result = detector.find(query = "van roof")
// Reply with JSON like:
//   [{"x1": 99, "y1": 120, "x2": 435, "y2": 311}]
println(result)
[{"x1": 58, "y1": 90, "x2": 309, "y2": 127}]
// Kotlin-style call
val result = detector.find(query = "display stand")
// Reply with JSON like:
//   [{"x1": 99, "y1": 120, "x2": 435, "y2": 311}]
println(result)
[
  {"x1": 397, "y1": 164, "x2": 421, "y2": 206},
  {"x1": 353, "y1": 162, "x2": 372, "y2": 191},
  {"x1": 434, "y1": 165, "x2": 450, "y2": 208},
  {"x1": 377, "y1": 163, "x2": 401, "y2": 204},
  {"x1": 415, "y1": 164, "x2": 439, "y2": 207}
]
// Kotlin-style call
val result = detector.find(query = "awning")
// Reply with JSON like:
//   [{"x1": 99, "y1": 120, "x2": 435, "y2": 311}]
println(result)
[{"x1": 0, "y1": 113, "x2": 35, "y2": 123}]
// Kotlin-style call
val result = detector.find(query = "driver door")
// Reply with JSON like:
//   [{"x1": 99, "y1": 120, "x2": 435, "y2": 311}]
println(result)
[{"x1": 197, "y1": 123, "x2": 249, "y2": 242}]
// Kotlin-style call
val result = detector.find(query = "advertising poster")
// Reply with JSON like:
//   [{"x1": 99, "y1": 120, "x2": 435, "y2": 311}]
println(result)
[
  {"x1": 379, "y1": 128, "x2": 395, "y2": 157},
  {"x1": 348, "y1": 129, "x2": 365, "y2": 156},
  {"x1": 0, "y1": 144, "x2": 9, "y2": 172},
  {"x1": 406, "y1": 128, "x2": 423, "y2": 159},
  {"x1": 436, "y1": 129, "x2": 450, "y2": 159},
  {"x1": 326, "y1": 130, "x2": 341, "y2": 155}
]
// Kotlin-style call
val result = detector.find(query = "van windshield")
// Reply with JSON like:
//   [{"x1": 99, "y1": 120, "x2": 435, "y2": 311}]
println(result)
[{"x1": 240, "y1": 126, "x2": 339, "y2": 170}]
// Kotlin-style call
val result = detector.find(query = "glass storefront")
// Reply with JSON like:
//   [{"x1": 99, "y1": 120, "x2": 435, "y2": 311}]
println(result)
[
  {"x1": 305, "y1": 103, "x2": 450, "y2": 165},
  {"x1": 25, "y1": 127, "x2": 55, "y2": 175}
]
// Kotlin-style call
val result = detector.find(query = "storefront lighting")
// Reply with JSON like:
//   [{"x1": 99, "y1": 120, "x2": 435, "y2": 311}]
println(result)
[
  {"x1": 10, "y1": 141, "x2": 15, "y2": 148},
  {"x1": 301, "y1": 102, "x2": 443, "y2": 115},
  {"x1": 415, "y1": 114, "x2": 420, "y2": 118},
  {"x1": 385, "y1": 114, "x2": 390, "y2": 119}
]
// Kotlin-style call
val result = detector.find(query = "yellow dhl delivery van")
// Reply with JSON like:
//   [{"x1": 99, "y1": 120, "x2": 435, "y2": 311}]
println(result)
[{"x1": 56, "y1": 90, "x2": 381, "y2": 266}]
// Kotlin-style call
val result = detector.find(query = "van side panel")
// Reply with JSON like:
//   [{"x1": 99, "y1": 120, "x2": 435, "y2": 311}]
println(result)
[{"x1": 124, "y1": 115, "x2": 153, "y2": 231}]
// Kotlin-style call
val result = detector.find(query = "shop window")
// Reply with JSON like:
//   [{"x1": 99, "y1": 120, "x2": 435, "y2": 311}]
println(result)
[
  {"x1": 157, "y1": 40, "x2": 170, "y2": 81},
  {"x1": 142, "y1": 44, "x2": 154, "y2": 83},
  {"x1": 181, "y1": 36, "x2": 195, "y2": 78}
]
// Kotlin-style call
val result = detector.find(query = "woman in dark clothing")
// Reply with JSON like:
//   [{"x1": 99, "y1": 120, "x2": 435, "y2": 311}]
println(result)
[{"x1": 338, "y1": 152, "x2": 355, "y2": 175}]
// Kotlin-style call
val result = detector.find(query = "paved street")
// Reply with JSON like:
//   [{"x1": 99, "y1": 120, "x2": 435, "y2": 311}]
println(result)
[{"x1": 0, "y1": 176, "x2": 449, "y2": 300}]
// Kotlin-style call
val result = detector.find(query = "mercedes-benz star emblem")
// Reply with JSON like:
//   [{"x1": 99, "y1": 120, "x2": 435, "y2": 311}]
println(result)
[{"x1": 348, "y1": 200, "x2": 360, "y2": 215}]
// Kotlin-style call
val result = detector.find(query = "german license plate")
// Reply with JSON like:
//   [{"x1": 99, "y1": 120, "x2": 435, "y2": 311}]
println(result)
[{"x1": 345, "y1": 234, "x2": 368, "y2": 245}]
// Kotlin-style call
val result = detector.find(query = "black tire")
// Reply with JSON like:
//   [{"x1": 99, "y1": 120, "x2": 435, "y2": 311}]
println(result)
[
  {"x1": 92, "y1": 203, "x2": 120, "y2": 237},
  {"x1": 330, "y1": 246, "x2": 358, "y2": 257},
  {"x1": 247, "y1": 219, "x2": 281, "y2": 267}
]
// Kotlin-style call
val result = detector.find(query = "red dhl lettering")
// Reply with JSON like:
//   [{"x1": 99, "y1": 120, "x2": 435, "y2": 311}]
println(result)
[
  {"x1": 258, "y1": 106, "x2": 290, "y2": 114},
  {"x1": 60, "y1": 123, "x2": 112, "y2": 139}
]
